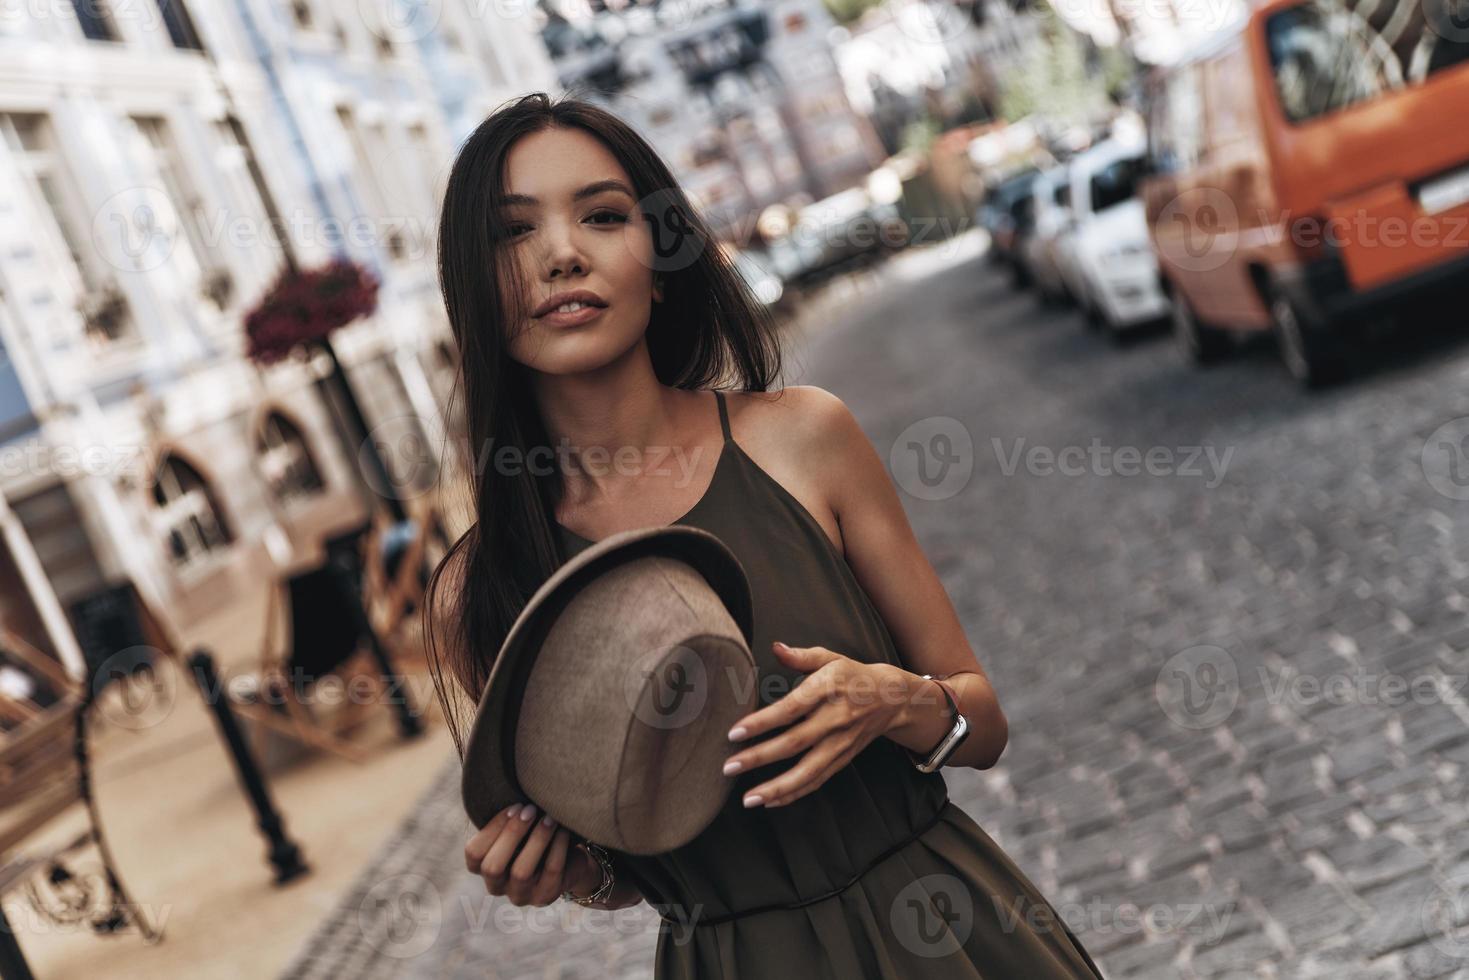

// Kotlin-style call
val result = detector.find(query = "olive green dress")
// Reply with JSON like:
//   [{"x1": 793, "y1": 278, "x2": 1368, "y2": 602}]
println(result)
[{"x1": 555, "y1": 389, "x2": 1104, "y2": 979}]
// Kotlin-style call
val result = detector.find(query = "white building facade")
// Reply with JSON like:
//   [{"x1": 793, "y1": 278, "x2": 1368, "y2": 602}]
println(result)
[{"x1": 0, "y1": 0, "x2": 553, "y2": 674}]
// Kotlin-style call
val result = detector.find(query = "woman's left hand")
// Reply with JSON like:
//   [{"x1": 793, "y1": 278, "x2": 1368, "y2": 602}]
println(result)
[{"x1": 723, "y1": 641, "x2": 913, "y2": 808}]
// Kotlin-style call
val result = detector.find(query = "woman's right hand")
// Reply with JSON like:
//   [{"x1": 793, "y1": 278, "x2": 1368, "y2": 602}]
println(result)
[{"x1": 464, "y1": 803, "x2": 595, "y2": 906}]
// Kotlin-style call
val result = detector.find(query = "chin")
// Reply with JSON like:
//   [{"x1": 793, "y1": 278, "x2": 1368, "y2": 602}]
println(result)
[{"x1": 521, "y1": 325, "x2": 647, "y2": 375}]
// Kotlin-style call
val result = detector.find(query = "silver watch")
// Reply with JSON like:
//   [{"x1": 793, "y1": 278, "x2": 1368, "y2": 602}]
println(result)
[{"x1": 910, "y1": 674, "x2": 969, "y2": 773}]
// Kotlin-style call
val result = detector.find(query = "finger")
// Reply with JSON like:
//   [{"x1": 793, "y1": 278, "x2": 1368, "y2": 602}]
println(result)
[
  {"x1": 770, "y1": 641, "x2": 841, "y2": 672},
  {"x1": 480, "y1": 803, "x2": 542, "y2": 880},
  {"x1": 743, "y1": 731, "x2": 858, "y2": 807},
  {"x1": 465, "y1": 804, "x2": 520, "y2": 872},
  {"x1": 728, "y1": 664, "x2": 839, "y2": 741},
  {"x1": 508, "y1": 810, "x2": 560, "y2": 889},
  {"x1": 725, "y1": 702, "x2": 848, "y2": 776},
  {"x1": 530, "y1": 828, "x2": 574, "y2": 906}
]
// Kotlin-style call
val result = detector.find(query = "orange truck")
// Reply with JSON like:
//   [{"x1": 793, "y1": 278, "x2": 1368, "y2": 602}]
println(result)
[{"x1": 1139, "y1": 0, "x2": 1469, "y2": 385}]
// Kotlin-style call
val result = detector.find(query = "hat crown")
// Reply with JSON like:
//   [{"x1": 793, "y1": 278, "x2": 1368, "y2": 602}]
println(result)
[{"x1": 461, "y1": 524, "x2": 756, "y2": 855}]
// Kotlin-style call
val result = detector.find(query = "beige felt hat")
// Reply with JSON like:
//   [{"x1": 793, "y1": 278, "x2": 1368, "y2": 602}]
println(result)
[{"x1": 460, "y1": 525, "x2": 756, "y2": 855}]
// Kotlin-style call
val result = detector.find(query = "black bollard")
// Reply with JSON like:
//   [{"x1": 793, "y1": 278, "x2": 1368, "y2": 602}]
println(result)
[
  {"x1": 361, "y1": 622, "x2": 425, "y2": 740},
  {"x1": 186, "y1": 649, "x2": 310, "y2": 885}
]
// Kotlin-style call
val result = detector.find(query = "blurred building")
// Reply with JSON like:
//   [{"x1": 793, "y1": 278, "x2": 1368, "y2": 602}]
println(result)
[
  {"x1": 833, "y1": 0, "x2": 1048, "y2": 153},
  {"x1": 542, "y1": 0, "x2": 887, "y2": 238},
  {"x1": 0, "y1": 0, "x2": 548, "y2": 671}
]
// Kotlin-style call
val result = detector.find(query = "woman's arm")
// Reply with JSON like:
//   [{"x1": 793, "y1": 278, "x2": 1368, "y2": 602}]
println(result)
[{"x1": 790, "y1": 386, "x2": 1009, "y2": 771}]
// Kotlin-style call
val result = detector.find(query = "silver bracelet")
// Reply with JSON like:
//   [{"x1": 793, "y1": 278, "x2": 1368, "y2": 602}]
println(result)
[{"x1": 563, "y1": 841, "x2": 616, "y2": 907}]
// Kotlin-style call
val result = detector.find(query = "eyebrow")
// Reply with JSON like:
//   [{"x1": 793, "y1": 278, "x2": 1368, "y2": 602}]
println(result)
[{"x1": 501, "y1": 179, "x2": 636, "y2": 207}]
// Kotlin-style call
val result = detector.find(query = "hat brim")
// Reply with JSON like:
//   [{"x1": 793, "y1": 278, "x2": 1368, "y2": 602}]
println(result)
[{"x1": 461, "y1": 524, "x2": 754, "y2": 831}]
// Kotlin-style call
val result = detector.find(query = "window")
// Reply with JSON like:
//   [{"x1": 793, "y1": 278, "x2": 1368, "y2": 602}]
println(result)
[
  {"x1": 132, "y1": 115, "x2": 231, "y2": 307},
  {"x1": 0, "y1": 113, "x2": 133, "y2": 343},
  {"x1": 1089, "y1": 156, "x2": 1144, "y2": 214},
  {"x1": 69, "y1": 0, "x2": 120, "y2": 41},
  {"x1": 1266, "y1": 0, "x2": 1469, "y2": 123},
  {"x1": 255, "y1": 411, "x2": 325, "y2": 505},
  {"x1": 151, "y1": 454, "x2": 233, "y2": 569},
  {"x1": 155, "y1": 0, "x2": 204, "y2": 51},
  {"x1": 336, "y1": 106, "x2": 405, "y2": 259},
  {"x1": 290, "y1": 0, "x2": 314, "y2": 29}
]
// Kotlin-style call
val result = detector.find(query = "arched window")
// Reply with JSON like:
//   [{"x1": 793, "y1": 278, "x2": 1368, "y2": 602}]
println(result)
[
  {"x1": 151, "y1": 454, "x2": 233, "y2": 567},
  {"x1": 255, "y1": 411, "x2": 325, "y2": 505}
]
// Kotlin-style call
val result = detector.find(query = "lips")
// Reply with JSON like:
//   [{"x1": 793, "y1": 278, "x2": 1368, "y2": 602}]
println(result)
[{"x1": 533, "y1": 290, "x2": 609, "y2": 318}]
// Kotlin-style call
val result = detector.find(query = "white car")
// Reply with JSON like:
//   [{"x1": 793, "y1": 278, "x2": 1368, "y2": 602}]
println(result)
[
  {"x1": 1019, "y1": 165, "x2": 1075, "y2": 306},
  {"x1": 1064, "y1": 136, "x2": 1171, "y2": 337}
]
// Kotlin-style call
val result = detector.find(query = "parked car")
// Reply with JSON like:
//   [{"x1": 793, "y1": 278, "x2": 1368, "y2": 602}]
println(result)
[
  {"x1": 763, "y1": 188, "x2": 901, "y2": 287},
  {"x1": 977, "y1": 166, "x2": 1041, "y2": 276},
  {"x1": 1062, "y1": 136, "x2": 1171, "y2": 338},
  {"x1": 1019, "y1": 165, "x2": 1077, "y2": 306},
  {"x1": 1139, "y1": 0, "x2": 1469, "y2": 386}
]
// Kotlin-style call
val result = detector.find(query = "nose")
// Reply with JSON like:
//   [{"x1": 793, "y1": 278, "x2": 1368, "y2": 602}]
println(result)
[{"x1": 543, "y1": 225, "x2": 588, "y2": 280}]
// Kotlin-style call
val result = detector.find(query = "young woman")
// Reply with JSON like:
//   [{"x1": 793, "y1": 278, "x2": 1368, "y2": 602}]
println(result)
[{"x1": 428, "y1": 92, "x2": 1104, "y2": 978}]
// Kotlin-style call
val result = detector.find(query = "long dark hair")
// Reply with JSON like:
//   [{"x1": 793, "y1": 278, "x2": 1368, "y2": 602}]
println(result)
[{"x1": 424, "y1": 91, "x2": 784, "y2": 758}]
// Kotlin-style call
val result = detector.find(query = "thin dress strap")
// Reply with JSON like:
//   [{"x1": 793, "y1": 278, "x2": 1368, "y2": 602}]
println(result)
[{"x1": 714, "y1": 389, "x2": 732, "y2": 442}]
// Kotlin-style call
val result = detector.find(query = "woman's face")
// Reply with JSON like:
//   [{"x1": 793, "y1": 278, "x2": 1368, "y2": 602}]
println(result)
[{"x1": 497, "y1": 127, "x2": 661, "y2": 374}]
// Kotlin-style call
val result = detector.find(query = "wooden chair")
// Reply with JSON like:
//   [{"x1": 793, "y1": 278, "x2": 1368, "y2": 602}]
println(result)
[
  {"x1": 236, "y1": 520, "x2": 426, "y2": 764},
  {"x1": 0, "y1": 627, "x2": 162, "y2": 974},
  {"x1": 361, "y1": 495, "x2": 452, "y2": 667}
]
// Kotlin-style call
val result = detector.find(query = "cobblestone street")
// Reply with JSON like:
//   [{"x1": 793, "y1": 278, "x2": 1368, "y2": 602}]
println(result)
[{"x1": 287, "y1": 233, "x2": 1469, "y2": 979}]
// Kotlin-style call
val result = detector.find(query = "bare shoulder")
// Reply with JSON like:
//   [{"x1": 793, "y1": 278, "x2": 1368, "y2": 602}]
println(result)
[{"x1": 724, "y1": 386, "x2": 862, "y2": 555}]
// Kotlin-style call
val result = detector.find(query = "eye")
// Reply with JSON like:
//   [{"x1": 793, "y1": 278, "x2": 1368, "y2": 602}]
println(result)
[{"x1": 588, "y1": 209, "x2": 628, "y2": 226}]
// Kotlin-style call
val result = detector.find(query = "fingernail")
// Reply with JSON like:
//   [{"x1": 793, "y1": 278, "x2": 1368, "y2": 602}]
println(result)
[
  {"x1": 506, "y1": 804, "x2": 522, "y2": 818},
  {"x1": 728, "y1": 726, "x2": 747, "y2": 741},
  {"x1": 541, "y1": 814, "x2": 556, "y2": 828},
  {"x1": 521, "y1": 805, "x2": 538, "y2": 822},
  {"x1": 743, "y1": 794, "x2": 763, "y2": 808},
  {"x1": 723, "y1": 759, "x2": 742, "y2": 775}
]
